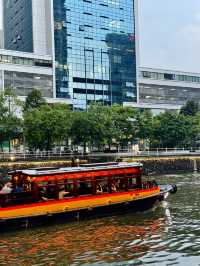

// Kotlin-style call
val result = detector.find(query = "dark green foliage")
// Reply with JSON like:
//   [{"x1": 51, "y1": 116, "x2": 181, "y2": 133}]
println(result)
[
  {"x1": 24, "y1": 100, "x2": 200, "y2": 151},
  {"x1": 0, "y1": 89, "x2": 22, "y2": 151},
  {"x1": 180, "y1": 99, "x2": 199, "y2": 116},
  {"x1": 24, "y1": 104, "x2": 71, "y2": 150},
  {"x1": 16, "y1": 94, "x2": 200, "y2": 151},
  {"x1": 69, "y1": 104, "x2": 139, "y2": 152},
  {"x1": 151, "y1": 112, "x2": 198, "y2": 148},
  {"x1": 24, "y1": 89, "x2": 46, "y2": 112}
]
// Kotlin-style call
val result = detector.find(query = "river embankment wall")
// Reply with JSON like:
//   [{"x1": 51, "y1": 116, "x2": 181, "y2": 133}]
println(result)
[
  {"x1": 0, "y1": 156, "x2": 199, "y2": 175},
  {"x1": 121, "y1": 156, "x2": 199, "y2": 175}
]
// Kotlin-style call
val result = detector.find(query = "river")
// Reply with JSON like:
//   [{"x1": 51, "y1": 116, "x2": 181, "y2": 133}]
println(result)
[{"x1": 0, "y1": 173, "x2": 200, "y2": 266}]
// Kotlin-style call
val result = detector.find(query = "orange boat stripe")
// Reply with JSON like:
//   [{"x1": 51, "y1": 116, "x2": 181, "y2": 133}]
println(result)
[{"x1": 0, "y1": 188, "x2": 160, "y2": 220}]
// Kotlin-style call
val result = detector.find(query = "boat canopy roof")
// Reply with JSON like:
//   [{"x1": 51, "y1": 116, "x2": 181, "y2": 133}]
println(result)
[
  {"x1": 10, "y1": 162, "x2": 143, "y2": 183},
  {"x1": 20, "y1": 162, "x2": 142, "y2": 176}
]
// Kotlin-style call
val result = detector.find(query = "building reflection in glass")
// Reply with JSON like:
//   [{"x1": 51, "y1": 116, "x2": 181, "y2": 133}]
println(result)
[
  {"x1": 54, "y1": 0, "x2": 69, "y2": 99},
  {"x1": 53, "y1": 0, "x2": 137, "y2": 109}
]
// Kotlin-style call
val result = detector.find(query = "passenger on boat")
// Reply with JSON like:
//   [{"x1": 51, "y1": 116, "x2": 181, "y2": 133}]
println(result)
[
  {"x1": 96, "y1": 184, "x2": 103, "y2": 194},
  {"x1": 111, "y1": 182, "x2": 117, "y2": 192},
  {"x1": 24, "y1": 176, "x2": 32, "y2": 191},
  {"x1": 116, "y1": 179, "x2": 121, "y2": 190},
  {"x1": 59, "y1": 186, "x2": 70, "y2": 200},
  {"x1": 0, "y1": 182, "x2": 12, "y2": 194}
]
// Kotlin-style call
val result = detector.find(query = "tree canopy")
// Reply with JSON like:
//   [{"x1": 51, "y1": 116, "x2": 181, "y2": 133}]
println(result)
[
  {"x1": 0, "y1": 89, "x2": 22, "y2": 151},
  {"x1": 2, "y1": 88, "x2": 200, "y2": 152},
  {"x1": 24, "y1": 104, "x2": 71, "y2": 150},
  {"x1": 180, "y1": 99, "x2": 199, "y2": 116},
  {"x1": 24, "y1": 89, "x2": 46, "y2": 112},
  {"x1": 151, "y1": 112, "x2": 198, "y2": 148}
]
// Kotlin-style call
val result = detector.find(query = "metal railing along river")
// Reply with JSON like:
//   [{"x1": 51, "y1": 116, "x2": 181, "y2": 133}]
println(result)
[{"x1": 0, "y1": 148, "x2": 200, "y2": 162}]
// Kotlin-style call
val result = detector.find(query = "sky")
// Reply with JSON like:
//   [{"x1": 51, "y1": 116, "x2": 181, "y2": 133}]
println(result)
[{"x1": 139, "y1": 0, "x2": 200, "y2": 73}]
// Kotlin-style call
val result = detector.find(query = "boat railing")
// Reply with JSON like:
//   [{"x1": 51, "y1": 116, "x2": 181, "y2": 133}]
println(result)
[{"x1": 141, "y1": 181, "x2": 158, "y2": 189}]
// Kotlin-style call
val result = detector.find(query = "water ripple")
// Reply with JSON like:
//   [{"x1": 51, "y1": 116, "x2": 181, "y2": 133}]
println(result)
[{"x1": 0, "y1": 173, "x2": 200, "y2": 265}]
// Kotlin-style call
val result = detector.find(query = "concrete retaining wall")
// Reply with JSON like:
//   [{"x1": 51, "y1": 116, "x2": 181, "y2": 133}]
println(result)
[
  {"x1": 122, "y1": 157, "x2": 199, "y2": 175},
  {"x1": 0, "y1": 156, "x2": 200, "y2": 175}
]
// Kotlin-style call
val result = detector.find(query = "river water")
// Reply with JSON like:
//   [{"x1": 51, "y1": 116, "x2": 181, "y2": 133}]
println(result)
[{"x1": 0, "y1": 173, "x2": 200, "y2": 266}]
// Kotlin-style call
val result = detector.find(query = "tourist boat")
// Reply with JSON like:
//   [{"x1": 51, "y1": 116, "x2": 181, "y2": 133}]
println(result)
[{"x1": 0, "y1": 162, "x2": 176, "y2": 225}]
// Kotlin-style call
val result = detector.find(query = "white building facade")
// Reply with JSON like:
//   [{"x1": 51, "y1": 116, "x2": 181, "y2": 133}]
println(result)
[
  {"x1": 125, "y1": 67, "x2": 200, "y2": 113},
  {"x1": 0, "y1": 49, "x2": 53, "y2": 98}
]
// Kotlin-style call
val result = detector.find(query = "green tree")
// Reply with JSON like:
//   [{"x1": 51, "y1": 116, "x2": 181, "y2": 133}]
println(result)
[
  {"x1": 108, "y1": 105, "x2": 138, "y2": 148},
  {"x1": 0, "y1": 89, "x2": 22, "y2": 151},
  {"x1": 180, "y1": 99, "x2": 199, "y2": 116},
  {"x1": 24, "y1": 89, "x2": 46, "y2": 112},
  {"x1": 136, "y1": 109, "x2": 153, "y2": 140},
  {"x1": 24, "y1": 104, "x2": 71, "y2": 150},
  {"x1": 85, "y1": 104, "x2": 138, "y2": 150},
  {"x1": 69, "y1": 104, "x2": 130, "y2": 152},
  {"x1": 70, "y1": 111, "x2": 94, "y2": 153},
  {"x1": 150, "y1": 112, "x2": 197, "y2": 148}
]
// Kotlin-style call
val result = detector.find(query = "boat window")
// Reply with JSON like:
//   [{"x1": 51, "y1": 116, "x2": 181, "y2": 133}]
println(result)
[
  {"x1": 11, "y1": 174, "x2": 33, "y2": 192},
  {"x1": 77, "y1": 179, "x2": 93, "y2": 196},
  {"x1": 58, "y1": 179, "x2": 76, "y2": 199},
  {"x1": 95, "y1": 177, "x2": 109, "y2": 193},
  {"x1": 128, "y1": 177, "x2": 138, "y2": 189},
  {"x1": 108, "y1": 175, "x2": 128, "y2": 192}
]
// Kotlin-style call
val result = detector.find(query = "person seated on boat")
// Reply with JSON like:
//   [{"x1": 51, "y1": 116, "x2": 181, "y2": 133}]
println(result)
[
  {"x1": 12, "y1": 175, "x2": 19, "y2": 188},
  {"x1": 40, "y1": 186, "x2": 48, "y2": 201},
  {"x1": 0, "y1": 182, "x2": 12, "y2": 194},
  {"x1": 110, "y1": 182, "x2": 117, "y2": 193},
  {"x1": 96, "y1": 183, "x2": 103, "y2": 194},
  {"x1": 115, "y1": 179, "x2": 122, "y2": 190},
  {"x1": 59, "y1": 186, "x2": 70, "y2": 200},
  {"x1": 24, "y1": 176, "x2": 32, "y2": 191}
]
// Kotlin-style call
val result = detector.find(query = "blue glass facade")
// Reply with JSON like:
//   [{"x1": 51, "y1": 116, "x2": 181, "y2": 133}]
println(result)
[{"x1": 53, "y1": 0, "x2": 137, "y2": 109}]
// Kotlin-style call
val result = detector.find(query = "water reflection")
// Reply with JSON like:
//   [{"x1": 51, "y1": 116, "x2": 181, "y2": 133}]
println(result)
[{"x1": 0, "y1": 173, "x2": 200, "y2": 265}]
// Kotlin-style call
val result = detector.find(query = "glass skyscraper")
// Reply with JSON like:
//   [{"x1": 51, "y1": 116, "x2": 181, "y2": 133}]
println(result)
[
  {"x1": 53, "y1": 0, "x2": 137, "y2": 109},
  {"x1": 4, "y1": 0, "x2": 33, "y2": 53}
]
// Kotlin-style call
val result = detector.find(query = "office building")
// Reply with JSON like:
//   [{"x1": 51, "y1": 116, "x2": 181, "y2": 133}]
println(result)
[
  {"x1": 0, "y1": 0, "x2": 3, "y2": 49},
  {"x1": 53, "y1": 0, "x2": 138, "y2": 109},
  {"x1": 125, "y1": 67, "x2": 200, "y2": 113},
  {"x1": 3, "y1": 0, "x2": 53, "y2": 56},
  {"x1": 2, "y1": 0, "x2": 57, "y2": 102},
  {"x1": 4, "y1": 0, "x2": 33, "y2": 52},
  {"x1": 2, "y1": 0, "x2": 138, "y2": 109},
  {"x1": 0, "y1": 49, "x2": 53, "y2": 98}
]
